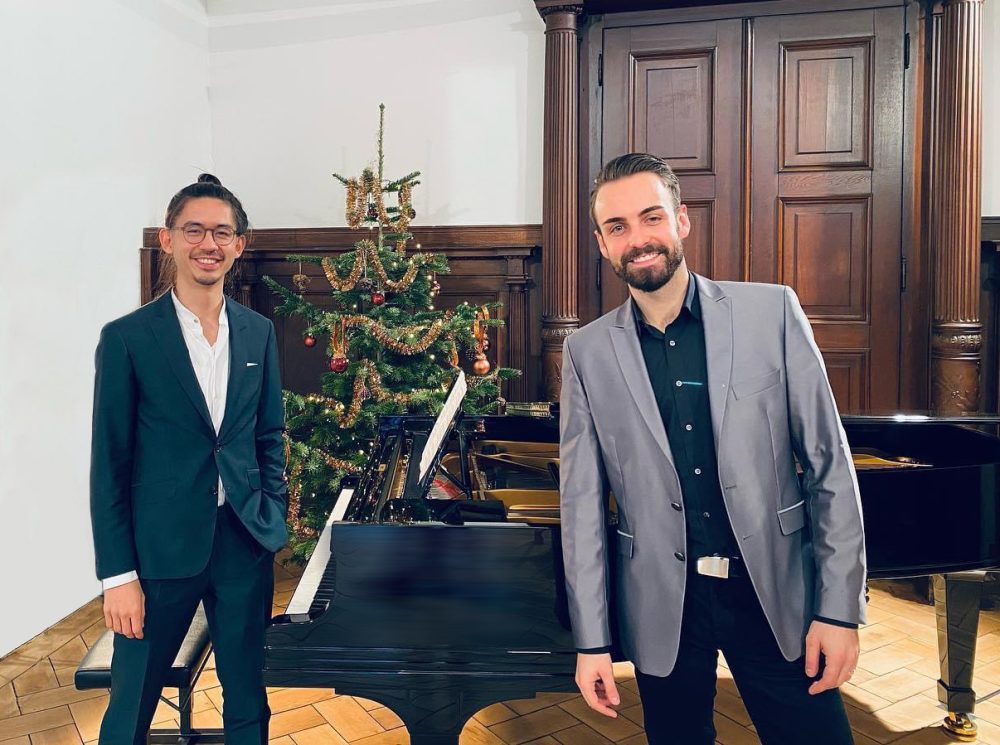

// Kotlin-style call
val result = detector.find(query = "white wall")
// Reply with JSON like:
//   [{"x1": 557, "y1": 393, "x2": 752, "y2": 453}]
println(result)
[
  {"x1": 207, "y1": 0, "x2": 544, "y2": 227},
  {"x1": 0, "y1": 0, "x2": 212, "y2": 657},
  {"x1": 983, "y1": 0, "x2": 999, "y2": 217}
]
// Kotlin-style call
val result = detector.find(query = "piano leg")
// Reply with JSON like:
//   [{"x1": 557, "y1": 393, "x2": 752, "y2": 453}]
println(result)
[
  {"x1": 342, "y1": 677, "x2": 576, "y2": 745},
  {"x1": 934, "y1": 572, "x2": 986, "y2": 742}
]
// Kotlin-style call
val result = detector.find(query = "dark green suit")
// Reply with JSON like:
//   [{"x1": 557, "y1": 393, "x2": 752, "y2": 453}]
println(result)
[{"x1": 90, "y1": 291, "x2": 288, "y2": 745}]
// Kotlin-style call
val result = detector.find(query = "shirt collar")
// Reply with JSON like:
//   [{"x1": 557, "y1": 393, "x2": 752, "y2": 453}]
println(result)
[
  {"x1": 632, "y1": 272, "x2": 701, "y2": 333},
  {"x1": 170, "y1": 290, "x2": 228, "y2": 329}
]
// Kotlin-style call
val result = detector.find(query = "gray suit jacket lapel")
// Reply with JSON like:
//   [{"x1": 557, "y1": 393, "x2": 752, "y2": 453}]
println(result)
[
  {"x1": 609, "y1": 299, "x2": 674, "y2": 467},
  {"x1": 695, "y1": 274, "x2": 735, "y2": 449},
  {"x1": 146, "y1": 292, "x2": 215, "y2": 434}
]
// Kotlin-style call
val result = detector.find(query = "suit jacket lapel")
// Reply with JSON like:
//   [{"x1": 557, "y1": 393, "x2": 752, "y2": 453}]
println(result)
[
  {"x1": 147, "y1": 292, "x2": 215, "y2": 434},
  {"x1": 610, "y1": 299, "x2": 675, "y2": 467},
  {"x1": 695, "y1": 273, "x2": 734, "y2": 449},
  {"x1": 218, "y1": 300, "x2": 250, "y2": 442}
]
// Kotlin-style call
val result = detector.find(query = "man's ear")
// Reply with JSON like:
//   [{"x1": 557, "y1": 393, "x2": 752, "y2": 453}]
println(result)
[
  {"x1": 594, "y1": 229, "x2": 610, "y2": 260},
  {"x1": 159, "y1": 227, "x2": 174, "y2": 256},
  {"x1": 233, "y1": 235, "x2": 247, "y2": 258},
  {"x1": 675, "y1": 203, "x2": 691, "y2": 240}
]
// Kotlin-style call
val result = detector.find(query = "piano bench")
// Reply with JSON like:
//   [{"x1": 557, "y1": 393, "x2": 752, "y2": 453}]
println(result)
[{"x1": 74, "y1": 603, "x2": 224, "y2": 744}]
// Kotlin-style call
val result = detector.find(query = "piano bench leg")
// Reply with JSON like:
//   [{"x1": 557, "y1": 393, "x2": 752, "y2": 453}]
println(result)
[
  {"x1": 934, "y1": 573, "x2": 985, "y2": 742},
  {"x1": 145, "y1": 685, "x2": 225, "y2": 745}
]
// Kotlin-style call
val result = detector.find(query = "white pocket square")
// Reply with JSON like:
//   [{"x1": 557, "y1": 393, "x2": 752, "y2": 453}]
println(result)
[{"x1": 247, "y1": 362, "x2": 259, "y2": 367}]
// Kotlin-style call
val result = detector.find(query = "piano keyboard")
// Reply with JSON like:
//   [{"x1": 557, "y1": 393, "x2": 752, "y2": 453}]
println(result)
[{"x1": 283, "y1": 488, "x2": 353, "y2": 621}]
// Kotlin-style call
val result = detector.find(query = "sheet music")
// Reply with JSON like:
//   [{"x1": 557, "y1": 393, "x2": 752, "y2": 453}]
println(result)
[{"x1": 418, "y1": 370, "x2": 467, "y2": 482}]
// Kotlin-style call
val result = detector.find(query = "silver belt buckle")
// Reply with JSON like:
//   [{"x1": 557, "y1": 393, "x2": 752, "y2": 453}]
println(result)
[{"x1": 696, "y1": 556, "x2": 730, "y2": 579}]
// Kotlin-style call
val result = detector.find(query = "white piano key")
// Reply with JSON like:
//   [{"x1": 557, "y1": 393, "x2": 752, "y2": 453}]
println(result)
[{"x1": 284, "y1": 488, "x2": 353, "y2": 618}]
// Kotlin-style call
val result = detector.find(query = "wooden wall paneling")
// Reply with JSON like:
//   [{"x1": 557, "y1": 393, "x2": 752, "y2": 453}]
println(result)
[
  {"x1": 930, "y1": 0, "x2": 984, "y2": 414},
  {"x1": 141, "y1": 226, "x2": 542, "y2": 400},
  {"x1": 897, "y1": 1, "x2": 931, "y2": 412},
  {"x1": 539, "y1": 3, "x2": 585, "y2": 401},
  {"x1": 983, "y1": 219, "x2": 1000, "y2": 413},
  {"x1": 751, "y1": 7, "x2": 904, "y2": 412},
  {"x1": 599, "y1": 18, "x2": 743, "y2": 314},
  {"x1": 576, "y1": 13, "x2": 606, "y2": 327}
]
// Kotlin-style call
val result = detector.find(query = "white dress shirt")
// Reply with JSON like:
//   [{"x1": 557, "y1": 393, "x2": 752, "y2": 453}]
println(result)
[{"x1": 102, "y1": 292, "x2": 230, "y2": 591}]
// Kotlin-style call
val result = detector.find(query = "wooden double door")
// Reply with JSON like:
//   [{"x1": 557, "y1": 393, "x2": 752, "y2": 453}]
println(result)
[{"x1": 596, "y1": 6, "x2": 906, "y2": 413}]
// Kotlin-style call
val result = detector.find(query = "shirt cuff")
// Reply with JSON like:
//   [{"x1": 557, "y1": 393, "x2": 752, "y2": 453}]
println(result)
[
  {"x1": 102, "y1": 571, "x2": 139, "y2": 591},
  {"x1": 814, "y1": 615, "x2": 859, "y2": 630},
  {"x1": 577, "y1": 646, "x2": 612, "y2": 654}
]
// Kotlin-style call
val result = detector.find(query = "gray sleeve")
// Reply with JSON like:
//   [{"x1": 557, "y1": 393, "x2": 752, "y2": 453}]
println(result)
[
  {"x1": 559, "y1": 337, "x2": 613, "y2": 650},
  {"x1": 783, "y1": 286, "x2": 867, "y2": 624}
]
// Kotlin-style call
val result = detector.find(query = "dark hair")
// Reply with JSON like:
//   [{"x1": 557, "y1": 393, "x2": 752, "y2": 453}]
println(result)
[
  {"x1": 154, "y1": 173, "x2": 250, "y2": 298},
  {"x1": 589, "y1": 153, "x2": 682, "y2": 229}
]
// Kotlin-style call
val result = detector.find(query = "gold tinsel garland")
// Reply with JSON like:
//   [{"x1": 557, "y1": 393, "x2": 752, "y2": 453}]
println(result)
[
  {"x1": 344, "y1": 170, "x2": 414, "y2": 251},
  {"x1": 308, "y1": 360, "x2": 419, "y2": 428},
  {"x1": 319, "y1": 241, "x2": 432, "y2": 294},
  {"x1": 339, "y1": 312, "x2": 451, "y2": 355}
]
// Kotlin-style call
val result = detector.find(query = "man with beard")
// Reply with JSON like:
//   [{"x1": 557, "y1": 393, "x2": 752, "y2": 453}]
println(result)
[{"x1": 559, "y1": 153, "x2": 865, "y2": 744}]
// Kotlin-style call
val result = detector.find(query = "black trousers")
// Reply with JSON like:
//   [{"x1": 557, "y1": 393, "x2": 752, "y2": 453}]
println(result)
[
  {"x1": 634, "y1": 571, "x2": 854, "y2": 745},
  {"x1": 99, "y1": 505, "x2": 274, "y2": 745}
]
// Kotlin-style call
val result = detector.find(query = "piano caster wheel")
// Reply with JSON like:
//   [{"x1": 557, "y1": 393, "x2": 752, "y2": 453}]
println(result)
[{"x1": 943, "y1": 712, "x2": 977, "y2": 741}]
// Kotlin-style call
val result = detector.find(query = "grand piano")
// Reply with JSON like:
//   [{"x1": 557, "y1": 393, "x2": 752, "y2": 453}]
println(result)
[{"x1": 265, "y1": 399, "x2": 1000, "y2": 744}]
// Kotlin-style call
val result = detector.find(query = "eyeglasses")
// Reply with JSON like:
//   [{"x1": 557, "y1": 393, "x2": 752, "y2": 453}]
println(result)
[{"x1": 173, "y1": 223, "x2": 239, "y2": 246}]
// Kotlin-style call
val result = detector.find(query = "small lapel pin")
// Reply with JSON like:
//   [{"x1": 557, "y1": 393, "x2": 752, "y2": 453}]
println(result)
[{"x1": 247, "y1": 362, "x2": 259, "y2": 367}]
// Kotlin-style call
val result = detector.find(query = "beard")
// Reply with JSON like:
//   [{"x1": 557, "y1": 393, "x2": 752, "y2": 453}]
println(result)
[{"x1": 612, "y1": 240, "x2": 684, "y2": 292}]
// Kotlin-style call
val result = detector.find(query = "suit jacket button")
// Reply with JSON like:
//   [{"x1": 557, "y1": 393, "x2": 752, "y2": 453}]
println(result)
[
  {"x1": 671, "y1": 502, "x2": 682, "y2": 511},
  {"x1": 674, "y1": 551, "x2": 685, "y2": 561},
  {"x1": 215, "y1": 445, "x2": 222, "y2": 453}
]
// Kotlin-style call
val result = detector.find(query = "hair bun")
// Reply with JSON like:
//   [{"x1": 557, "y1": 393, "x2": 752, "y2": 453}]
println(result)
[{"x1": 197, "y1": 173, "x2": 222, "y2": 186}]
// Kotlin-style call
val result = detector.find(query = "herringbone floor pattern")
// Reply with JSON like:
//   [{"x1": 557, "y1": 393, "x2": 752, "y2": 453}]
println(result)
[{"x1": 4, "y1": 559, "x2": 1000, "y2": 745}]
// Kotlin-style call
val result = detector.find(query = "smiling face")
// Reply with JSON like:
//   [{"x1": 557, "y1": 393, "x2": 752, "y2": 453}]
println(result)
[
  {"x1": 159, "y1": 197, "x2": 246, "y2": 290},
  {"x1": 592, "y1": 172, "x2": 690, "y2": 293}
]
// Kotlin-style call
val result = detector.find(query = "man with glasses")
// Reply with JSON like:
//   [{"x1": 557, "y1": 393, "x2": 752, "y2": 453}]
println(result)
[{"x1": 91, "y1": 174, "x2": 287, "y2": 745}]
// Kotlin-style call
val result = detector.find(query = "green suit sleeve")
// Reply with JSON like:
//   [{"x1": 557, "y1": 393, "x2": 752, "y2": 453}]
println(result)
[{"x1": 90, "y1": 324, "x2": 139, "y2": 580}]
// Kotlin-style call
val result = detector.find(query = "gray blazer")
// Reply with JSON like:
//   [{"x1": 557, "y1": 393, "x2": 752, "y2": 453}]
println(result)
[{"x1": 559, "y1": 273, "x2": 866, "y2": 676}]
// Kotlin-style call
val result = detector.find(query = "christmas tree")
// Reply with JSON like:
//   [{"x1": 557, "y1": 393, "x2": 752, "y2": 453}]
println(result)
[{"x1": 264, "y1": 105, "x2": 519, "y2": 562}]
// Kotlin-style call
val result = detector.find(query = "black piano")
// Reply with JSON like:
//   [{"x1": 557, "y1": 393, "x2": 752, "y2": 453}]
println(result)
[{"x1": 265, "y1": 409, "x2": 1000, "y2": 744}]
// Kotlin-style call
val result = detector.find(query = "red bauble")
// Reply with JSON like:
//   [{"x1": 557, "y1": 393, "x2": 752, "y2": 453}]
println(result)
[
  {"x1": 303, "y1": 335, "x2": 317, "y2": 348},
  {"x1": 371, "y1": 291, "x2": 386, "y2": 306},
  {"x1": 329, "y1": 355, "x2": 349, "y2": 373},
  {"x1": 472, "y1": 354, "x2": 491, "y2": 375}
]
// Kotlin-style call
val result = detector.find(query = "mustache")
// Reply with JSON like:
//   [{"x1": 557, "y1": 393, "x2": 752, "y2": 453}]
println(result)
[
  {"x1": 192, "y1": 253, "x2": 224, "y2": 260},
  {"x1": 621, "y1": 244, "x2": 670, "y2": 265}
]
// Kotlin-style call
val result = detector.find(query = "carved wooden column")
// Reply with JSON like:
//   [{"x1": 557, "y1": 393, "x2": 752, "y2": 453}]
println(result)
[
  {"x1": 931, "y1": 0, "x2": 984, "y2": 413},
  {"x1": 536, "y1": 1, "x2": 583, "y2": 400}
]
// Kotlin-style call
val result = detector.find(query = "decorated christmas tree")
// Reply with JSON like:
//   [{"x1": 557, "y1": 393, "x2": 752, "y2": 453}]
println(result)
[{"x1": 264, "y1": 105, "x2": 519, "y2": 562}]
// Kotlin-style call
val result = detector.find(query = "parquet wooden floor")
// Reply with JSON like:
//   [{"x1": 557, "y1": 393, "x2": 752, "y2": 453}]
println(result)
[{"x1": 4, "y1": 559, "x2": 1000, "y2": 745}]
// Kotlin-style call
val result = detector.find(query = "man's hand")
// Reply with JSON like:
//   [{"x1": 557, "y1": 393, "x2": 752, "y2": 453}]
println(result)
[
  {"x1": 576, "y1": 653, "x2": 620, "y2": 717},
  {"x1": 805, "y1": 620, "x2": 859, "y2": 695},
  {"x1": 103, "y1": 580, "x2": 145, "y2": 639}
]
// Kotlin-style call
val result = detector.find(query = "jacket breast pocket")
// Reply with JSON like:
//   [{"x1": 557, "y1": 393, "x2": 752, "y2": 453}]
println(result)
[
  {"x1": 247, "y1": 468, "x2": 262, "y2": 492},
  {"x1": 732, "y1": 368, "x2": 781, "y2": 400},
  {"x1": 777, "y1": 500, "x2": 806, "y2": 535}
]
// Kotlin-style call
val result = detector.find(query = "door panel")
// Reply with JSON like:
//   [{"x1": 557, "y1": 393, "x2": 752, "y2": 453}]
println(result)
[
  {"x1": 597, "y1": 6, "x2": 905, "y2": 413},
  {"x1": 751, "y1": 8, "x2": 904, "y2": 411},
  {"x1": 601, "y1": 19, "x2": 744, "y2": 313}
]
